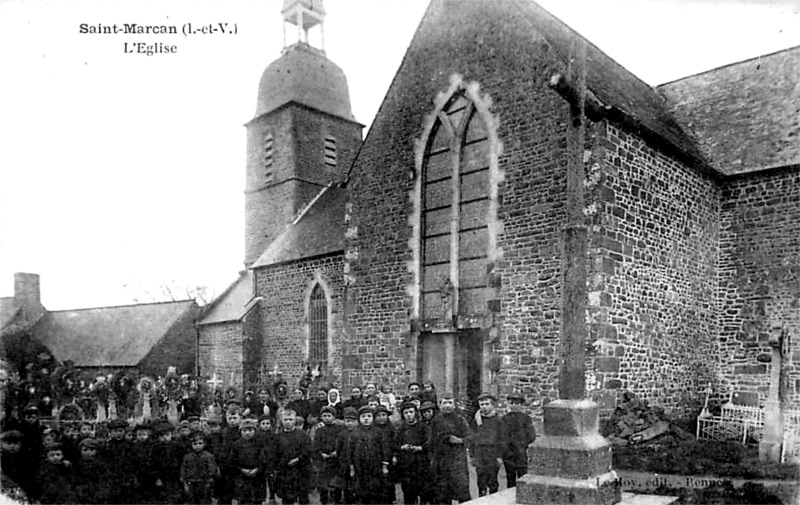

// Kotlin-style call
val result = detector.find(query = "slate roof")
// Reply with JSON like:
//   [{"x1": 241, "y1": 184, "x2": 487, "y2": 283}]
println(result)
[
  {"x1": 658, "y1": 47, "x2": 800, "y2": 176},
  {"x1": 31, "y1": 300, "x2": 196, "y2": 367},
  {"x1": 252, "y1": 185, "x2": 346, "y2": 268},
  {"x1": 197, "y1": 271, "x2": 255, "y2": 325},
  {"x1": 255, "y1": 42, "x2": 357, "y2": 122},
  {"x1": 0, "y1": 297, "x2": 20, "y2": 329},
  {"x1": 508, "y1": 0, "x2": 710, "y2": 171}
]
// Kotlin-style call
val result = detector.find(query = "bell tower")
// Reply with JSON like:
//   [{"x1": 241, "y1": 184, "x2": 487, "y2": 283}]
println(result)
[{"x1": 244, "y1": 0, "x2": 362, "y2": 267}]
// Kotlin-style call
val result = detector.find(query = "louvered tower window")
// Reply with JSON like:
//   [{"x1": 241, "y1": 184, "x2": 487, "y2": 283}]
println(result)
[
  {"x1": 324, "y1": 135, "x2": 337, "y2": 167},
  {"x1": 308, "y1": 284, "x2": 328, "y2": 369},
  {"x1": 264, "y1": 133, "x2": 274, "y2": 182}
]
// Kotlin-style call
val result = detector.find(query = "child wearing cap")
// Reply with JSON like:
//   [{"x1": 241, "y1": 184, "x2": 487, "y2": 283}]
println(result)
[
  {"x1": 229, "y1": 418, "x2": 263, "y2": 504},
  {"x1": 470, "y1": 393, "x2": 505, "y2": 496},
  {"x1": 103, "y1": 419, "x2": 136, "y2": 504},
  {"x1": 313, "y1": 405, "x2": 343, "y2": 505},
  {"x1": 131, "y1": 422, "x2": 159, "y2": 503},
  {"x1": 274, "y1": 408, "x2": 312, "y2": 504},
  {"x1": 346, "y1": 406, "x2": 390, "y2": 505},
  {"x1": 180, "y1": 432, "x2": 219, "y2": 504},
  {"x1": 152, "y1": 421, "x2": 184, "y2": 504},
  {"x1": 1, "y1": 430, "x2": 36, "y2": 499},
  {"x1": 430, "y1": 392, "x2": 472, "y2": 503},
  {"x1": 336, "y1": 407, "x2": 359, "y2": 504},
  {"x1": 74, "y1": 437, "x2": 110, "y2": 504},
  {"x1": 393, "y1": 401, "x2": 431, "y2": 505},
  {"x1": 256, "y1": 415, "x2": 276, "y2": 504},
  {"x1": 502, "y1": 392, "x2": 536, "y2": 488},
  {"x1": 374, "y1": 404, "x2": 397, "y2": 504},
  {"x1": 37, "y1": 443, "x2": 74, "y2": 504}
]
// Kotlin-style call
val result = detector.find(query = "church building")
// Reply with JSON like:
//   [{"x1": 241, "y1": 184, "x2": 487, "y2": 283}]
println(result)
[{"x1": 199, "y1": 0, "x2": 799, "y2": 415}]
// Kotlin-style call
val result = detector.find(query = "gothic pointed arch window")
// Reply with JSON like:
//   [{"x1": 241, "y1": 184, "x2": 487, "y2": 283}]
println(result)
[
  {"x1": 420, "y1": 89, "x2": 493, "y2": 323},
  {"x1": 308, "y1": 283, "x2": 328, "y2": 369}
]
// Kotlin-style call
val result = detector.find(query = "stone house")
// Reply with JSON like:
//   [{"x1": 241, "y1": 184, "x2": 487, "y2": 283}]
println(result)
[
  {"x1": 206, "y1": 0, "x2": 799, "y2": 414},
  {"x1": 1, "y1": 272, "x2": 201, "y2": 381}
]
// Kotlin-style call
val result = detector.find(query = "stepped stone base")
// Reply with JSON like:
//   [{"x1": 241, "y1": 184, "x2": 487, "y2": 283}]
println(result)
[{"x1": 516, "y1": 399, "x2": 622, "y2": 504}]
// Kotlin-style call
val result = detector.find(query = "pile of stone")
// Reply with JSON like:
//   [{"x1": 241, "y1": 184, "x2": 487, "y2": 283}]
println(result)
[{"x1": 605, "y1": 390, "x2": 691, "y2": 446}]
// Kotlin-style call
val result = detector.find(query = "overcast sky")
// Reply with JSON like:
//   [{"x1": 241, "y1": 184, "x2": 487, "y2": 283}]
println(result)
[{"x1": 1, "y1": 0, "x2": 798, "y2": 310}]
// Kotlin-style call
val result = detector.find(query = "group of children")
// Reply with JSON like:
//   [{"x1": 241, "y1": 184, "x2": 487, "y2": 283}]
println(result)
[{"x1": 0, "y1": 382, "x2": 536, "y2": 505}]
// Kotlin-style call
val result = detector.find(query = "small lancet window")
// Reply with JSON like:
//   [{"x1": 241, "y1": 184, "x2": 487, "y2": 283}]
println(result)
[
  {"x1": 309, "y1": 283, "x2": 328, "y2": 369},
  {"x1": 324, "y1": 135, "x2": 337, "y2": 167}
]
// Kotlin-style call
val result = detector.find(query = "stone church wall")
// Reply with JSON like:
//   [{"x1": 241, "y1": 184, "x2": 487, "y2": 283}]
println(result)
[
  {"x1": 198, "y1": 321, "x2": 244, "y2": 389},
  {"x1": 344, "y1": 0, "x2": 582, "y2": 401},
  {"x1": 254, "y1": 253, "x2": 345, "y2": 390},
  {"x1": 719, "y1": 166, "x2": 800, "y2": 406},
  {"x1": 586, "y1": 123, "x2": 720, "y2": 414}
]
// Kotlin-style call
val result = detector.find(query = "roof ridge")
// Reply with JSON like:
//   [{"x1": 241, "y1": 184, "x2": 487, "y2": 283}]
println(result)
[
  {"x1": 657, "y1": 45, "x2": 800, "y2": 88},
  {"x1": 48, "y1": 299, "x2": 195, "y2": 312}
]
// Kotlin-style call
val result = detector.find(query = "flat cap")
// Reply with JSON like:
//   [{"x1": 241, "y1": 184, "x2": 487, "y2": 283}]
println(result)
[
  {"x1": 477, "y1": 392, "x2": 497, "y2": 402},
  {"x1": 239, "y1": 418, "x2": 257, "y2": 430},
  {"x1": 357, "y1": 405, "x2": 374, "y2": 416},
  {"x1": 1, "y1": 430, "x2": 23, "y2": 441},
  {"x1": 507, "y1": 392, "x2": 525, "y2": 403},
  {"x1": 420, "y1": 401, "x2": 436, "y2": 411},
  {"x1": 108, "y1": 419, "x2": 128, "y2": 430},
  {"x1": 400, "y1": 401, "x2": 418, "y2": 412},
  {"x1": 79, "y1": 438, "x2": 99, "y2": 449},
  {"x1": 343, "y1": 407, "x2": 358, "y2": 419},
  {"x1": 320, "y1": 405, "x2": 337, "y2": 416}
]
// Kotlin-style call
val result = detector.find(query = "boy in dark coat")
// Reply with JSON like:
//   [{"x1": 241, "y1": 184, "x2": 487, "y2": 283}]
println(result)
[
  {"x1": 102, "y1": 418, "x2": 136, "y2": 504},
  {"x1": 502, "y1": 392, "x2": 536, "y2": 487},
  {"x1": 393, "y1": 401, "x2": 431, "y2": 505},
  {"x1": 430, "y1": 392, "x2": 472, "y2": 503},
  {"x1": 274, "y1": 408, "x2": 312, "y2": 504},
  {"x1": 255, "y1": 415, "x2": 276, "y2": 503},
  {"x1": 205, "y1": 417, "x2": 230, "y2": 503},
  {"x1": 152, "y1": 421, "x2": 184, "y2": 504},
  {"x1": 229, "y1": 418, "x2": 263, "y2": 504},
  {"x1": 346, "y1": 406, "x2": 390, "y2": 505},
  {"x1": 73, "y1": 438, "x2": 110, "y2": 504},
  {"x1": 374, "y1": 404, "x2": 397, "y2": 504},
  {"x1": 1, "y1": 429, "x2": 36, "y2": 499},
  {"x1": 313, "y1": 406, "x2": 343, "y2": 504},
  {"x1": 180, "y1": 432, "x2": 219, "y2": 504},
  {"x1": 470, "y1": 393, "x2": 505, "y2": 496},
  {"x1": 131, "y1": 422, "x2": 158, "y2": 503},
  {"x1": 335, "y1": 407, "x2": 359, "y2": 504},
  {"x1": 37, "y1": 443, "x2": 73, "y2": 504}
]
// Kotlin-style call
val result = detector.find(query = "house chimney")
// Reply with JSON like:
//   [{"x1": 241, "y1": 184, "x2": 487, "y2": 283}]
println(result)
[{"x1": 14, "y1": 272, "x2": 41, "y2": 316}]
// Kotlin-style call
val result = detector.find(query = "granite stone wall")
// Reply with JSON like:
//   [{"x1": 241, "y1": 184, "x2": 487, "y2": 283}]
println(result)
[
  {"x1": 719, "y1": 166, "x2": 800, "y2": 406},
  {"x1": 254, "y1": 253, "x2": 345, "y2": 390},
  {"x1": 587, "y1": 123, "x2": 720, "y2": 414},
  {"x1": 197, "y1": 321, "x2": 244, "y2": 389}
]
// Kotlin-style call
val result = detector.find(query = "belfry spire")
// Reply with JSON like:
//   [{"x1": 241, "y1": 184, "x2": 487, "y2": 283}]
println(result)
[{"x1": 281, "y1": 0, "x2": 326, "y2": 52}]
